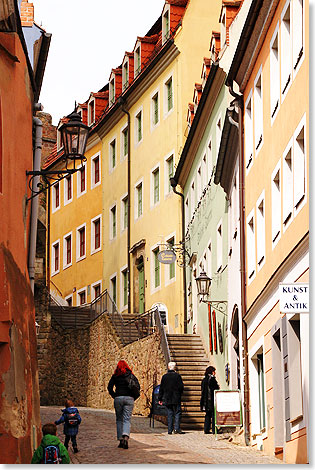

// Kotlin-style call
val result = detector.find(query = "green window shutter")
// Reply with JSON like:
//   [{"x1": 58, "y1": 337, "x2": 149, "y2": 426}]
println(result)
[
  {"x1": 137, "y1": 113, "x2": 142, "y2": 141},
  {"x1": 112, "y1": 207, "x2": 116, "y2": 238},
  {"x1": 123, "y1": 271, "x2": 128, "y2": 306},
  {"x1": 124, "y1": 198, "x2": 128, "y2": 229},
  {"x1": 169, "y1": 238, "x2": 175, "y2": 279},
  {"x1": 154, "y1": 249, "x2": 160, "y2": 288},
  {"x1": 154, "y1": 169, "x2": 159, "y2": 204},
  {"x1": 112, "y1": 277, "x2": 117, "y2": 305},
  {"x1": 138, "y1": 185, "x2": 142, "y2": 217},
  {"x1": 123, "y1": 128, "x2": 128, "y2": 156},
  {"x1": 167, "y1": 79, "x2": 173, "y2": 111},
  {"x1": 154, "y1": 95, "x2": 158, "y2": 124},
  {"x1": 111, "y1": 141, "x2": 116, "y2": 168}
]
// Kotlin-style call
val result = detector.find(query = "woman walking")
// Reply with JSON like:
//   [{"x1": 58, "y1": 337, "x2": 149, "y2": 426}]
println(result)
[
  {"x1": 200, "y1": 366, "x2": 220, "y2": 434},
  {"x1": 107, "y1": 360, "x2": 140, "y2": 449}
]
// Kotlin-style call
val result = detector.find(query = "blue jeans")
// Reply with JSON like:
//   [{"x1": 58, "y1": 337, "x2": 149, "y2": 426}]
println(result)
[
  {"x1": 114, "y1": 396, "x2": 134, "y2": 440},
  {"x1": 166, "y1": 404, "x2": 181, "y2": 433}
]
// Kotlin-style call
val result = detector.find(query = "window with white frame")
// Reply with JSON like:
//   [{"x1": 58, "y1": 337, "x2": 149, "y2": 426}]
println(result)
[
  {"x1": 63, "y1": 232, "x2": 72, "y2": 269},
  {"x1": 110, "y1": 139, "x2": 116, "y2": 170},
  {"x1": 121, "y1": 125, "x2": 128, "y2": 159},
  {"x1": 216, "y1": 117, "x2": 222, "y2": 157},
  {"x1": 76, "y1": 224, "x2": 86, "y2": 261},
  {"x1": 282, "y1": 144, "x2": 293, "y2": 227},
  {"x1": 207, "y1": 241, "x2": 212, "y2": 279},
  {"x1": 57, "y1": 128, "x2": 63, "y2": 152},
  {"x1": 121, "y1": 195, "x2": 128, "y2": 231},
  {"x1": 245, "y1": 92, "x2": 253, "y2": 169},
  {"x1": 77, "y1": 163, "x2": 86, "y2": 197},
  {"x1": 254, "y1": 69, "x2": 263, "y2": 152},
  {"x1": 190, "y1": 181, "x2": 195, "y2": 214},
  {"x1": 202, "y1": 153, "x2": 207, "y2": 189},
  {"x1": 64, "y1": 174, "x2": 72, "y2": 205},
  {"x1": 110, "y1": 205, "x2": 117, "y2": 239},
  {"x1": 110, "y1": 275, "x2": 117, "y2": 305},
  {"x1": 293, "y1": 121, "x2": 306, "y2": 210},
  {"x1": 77, "y1": 288, "x2": 87, "y2": 306},
  {"x1": 123, "y1": 60, "x2": 129, "y2": 90},
  {"x1": 135, "y1": 181, "x2": 143, "y2": 219},
  {"x1": 51, "y1": 240, "x2": 60, "y2": 275},
  {"x1": 166, "y1": 236, "x2": 175, "y2": 282},
  {"x1": 121, "y1": 268, "x2": 128, "y2": 309},
  {"x1": 292, "y1": 0, "x2": 304, "y2": 71},
  {"x1": 92, "y1": 281, "x2": 101, "y2": 301},
  {"x1": 270, "y1": 26, "x2": 280, "y2": 119},
  {"x1": 135, "y1": 110, "x2": 143, "y2": 143},
  {"x1": 134, "y1": 45, "x2": 141, "y2": 77},
  {"x1": 249, "y1": 346, "x2": 266, "y2": 433},
  {"x1": 256, "y1": 193, "x2": 265, "y2": 268},
  {"x1": 197, "y1": 166, "x2": 202, "y2": 201},
  {"x1": 109, "y1": 77, "x2": 115, "y2": 105},
  {"x1": 281, "y1": 1, "x2": 292, "y2": 95},
  {"x1": 247, "y1": 212, "x2": 256, "y2": 281},
  {"x1": 165, "y1": 154, "x2": 174, "y2": 195},
  {"x1": 208, "y1": 139, "x2": 213, "y2": 175},
  {"x1": 216, "y1": 222, "x2": 223, "y2": 272},
  {"x1": 271, "y1": 164, "x2": 281, "y2": 245},
  {"x1": 88, "y1": 99, "x2": 95, "y2": 126},
  {"x1": 152, "y1": 246, "x2": 160, "y2": 289},
  {"x1": 91, "y1": 153, "x2": 101, "y2": 188},
  {"x1": 52, "y1": 182, "x2": 60, "y2": 212},
  {"x1": 162, "y1": 6, "x2": 170, "y2": 43},
  {"x1": 151, "y1": 92, "x2": 159, "y2": 127},
  {"x1": 91, "y1": 215, "x2": 101, "y2": 253},
  {"x1": 165, "y1": 76, "x2": 173, "y2": 114},
  {"x1": 151, "y1": 166, "x2": 160, "y2": 206}
]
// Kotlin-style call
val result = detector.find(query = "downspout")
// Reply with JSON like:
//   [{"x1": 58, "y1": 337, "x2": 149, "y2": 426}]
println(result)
[
  {"x1": 228, "y1": 84, "x2": 250, "y2": 446},
  {"x1": 170, "y1": 178, "x2": 187, "y2": 334},
  {"x1": 46, "y1": 182, "x2": 51, "y2": 290},
  {"x1": 28, "y1": 114, "x2": 43, "y2": 293},
  {"x1": 119, "y1": 99, "x2": 131, "y2": 314}
]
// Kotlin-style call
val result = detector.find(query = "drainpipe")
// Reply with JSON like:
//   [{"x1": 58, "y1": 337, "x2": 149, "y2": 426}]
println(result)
[
  {"x1": 119, "y1": 98, "x2": 131, "y2": 314},
  {"x1": 228, "y1": 84, "x2": 250, "y2": 446},
  {"x1": 28, "y1": 114, "x2": 43, "y2": 293},
  {"x1": 170, "y1": 178, "x2": 187, "y2": 334},
  {"x1": 46, "y1": 180, "x2": 51, "y2": 290}
]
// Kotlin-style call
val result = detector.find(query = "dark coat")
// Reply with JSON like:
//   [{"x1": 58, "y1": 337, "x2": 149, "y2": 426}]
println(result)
[
  {"x1": 107, "y1": 370, "x2": 139, "y2": 399},
  {"x1": 55, "y1": 407, "x2": 81, "y2": 436},
  {"x1": 158, "y1": 370, "x2": 184, "y2": 405},
  {"x1": 200, "y1": 374, "x2": 220, "y2": 412}
]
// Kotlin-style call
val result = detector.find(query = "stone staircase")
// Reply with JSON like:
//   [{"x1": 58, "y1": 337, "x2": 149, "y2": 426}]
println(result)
[{"x1": 167, "y1": 334, "x2": 209, "y2": 430}]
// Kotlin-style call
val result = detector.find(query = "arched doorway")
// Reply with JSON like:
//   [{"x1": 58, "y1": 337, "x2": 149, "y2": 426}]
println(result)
[{"x1": 152, "y1": 302, "x2": 169, "y2": 333}]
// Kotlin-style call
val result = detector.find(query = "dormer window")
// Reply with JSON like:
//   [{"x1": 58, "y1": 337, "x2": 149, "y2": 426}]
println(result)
[
  {"x1": 162, "y1": 6, "x2": 170, "y2": 44},
  {"x1": 134, "y1": 45, "x2": 141, "y2": 77},
  {"x1": 109, "y1": 77, "x2": 115, "y2": 105},
  {"x1": 123, "y1": 60, "x2": 129, "y2": 90},
  {"x1": 57, "y1": 127, "x2": 63, "y2": 151},
  {"x1": 88, "y1": 99, "x2": 95, "y2": 126}
]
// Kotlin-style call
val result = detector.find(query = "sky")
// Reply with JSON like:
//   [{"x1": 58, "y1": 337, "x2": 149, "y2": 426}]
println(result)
[{"x1": 33, "y1": 0, "x2": 165, "y2": 125}]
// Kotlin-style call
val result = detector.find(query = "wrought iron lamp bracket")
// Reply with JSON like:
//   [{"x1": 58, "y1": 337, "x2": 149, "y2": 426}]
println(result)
[
  {"x1": 158, "y1": 237, "x2": 191, "y2": 268},
  {"x1": 199, "y1": 297, "x2": 228, "y2": 315}
]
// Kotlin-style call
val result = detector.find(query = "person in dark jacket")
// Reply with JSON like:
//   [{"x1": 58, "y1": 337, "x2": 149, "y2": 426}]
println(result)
[
  {"x1": 200, "y1": 366, "x2": 220, "y2": 434},
  {"x1": 158, "y1": 361, "x2": 184, "y2": 434},
  {"x1": 31, "y1": 422, "x2": 70, "y2": 464},
  {"x1": 55, "y1": 399, "x2": 82, "y2": 453},
  {"x1": 107, "y1": 360, "x2": 140, "y2": 449}
]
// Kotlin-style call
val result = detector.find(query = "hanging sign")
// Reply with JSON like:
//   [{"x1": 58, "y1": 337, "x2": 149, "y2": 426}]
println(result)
[
  {"x1": 279, "y1": 283, "x2": 309, "y2": 313},
  {"x1": 158, "y1": 250, "x2": 176, "y2": 264}
]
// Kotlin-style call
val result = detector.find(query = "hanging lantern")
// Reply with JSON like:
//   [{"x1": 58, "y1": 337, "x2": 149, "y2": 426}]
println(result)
[
  {"x1": 195, "y1": 271, "x2": 211, "y2": 299},
  {"x1": 59, "y1": 111, "x2": 89, "y2": 161}
]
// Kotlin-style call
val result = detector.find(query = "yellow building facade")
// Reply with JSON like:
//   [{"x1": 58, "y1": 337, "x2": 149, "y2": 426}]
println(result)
[
  {"x1": 229, "y1": 0, "x2": 309, "y2": 463},
  {"x1": 47, "y1": 0, "x2": 222, "y2": 334}
]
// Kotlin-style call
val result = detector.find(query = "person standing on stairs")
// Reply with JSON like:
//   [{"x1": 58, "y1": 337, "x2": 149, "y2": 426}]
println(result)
[
  {"x1": 158, "y1": 361, "x2": 185, "y2": 434},
  {"x1": 200, "y1": 366, "x2": 220, "y2": 434}
]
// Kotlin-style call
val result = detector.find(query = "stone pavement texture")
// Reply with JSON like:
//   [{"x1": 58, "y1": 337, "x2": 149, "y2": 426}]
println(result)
[{"x1": 40, "y1": 406, "x2": 283, "y2": 465}]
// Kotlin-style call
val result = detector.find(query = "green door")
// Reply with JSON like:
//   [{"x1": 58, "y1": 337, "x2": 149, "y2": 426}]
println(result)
[{"x1": 138, "y1": 262, "x2": 145, "y2": 314}]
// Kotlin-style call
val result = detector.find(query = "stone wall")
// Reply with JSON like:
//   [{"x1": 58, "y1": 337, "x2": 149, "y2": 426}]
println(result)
[{"x1": 36, "y1": 290, "x2": 167, "y2": 415}]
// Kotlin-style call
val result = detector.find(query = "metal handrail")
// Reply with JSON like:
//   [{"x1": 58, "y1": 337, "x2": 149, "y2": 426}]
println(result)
[{"x1": 154, "y1": 309, "x2": 171, "y2": 366}]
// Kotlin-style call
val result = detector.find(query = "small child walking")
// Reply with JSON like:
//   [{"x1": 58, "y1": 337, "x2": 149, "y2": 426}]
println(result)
[
  {"x1": 31, "y1": 422, "x2": 70, "y2": 464},
  {"x1": 55, "y1": 399, "x2": 82, "y2": 453}
]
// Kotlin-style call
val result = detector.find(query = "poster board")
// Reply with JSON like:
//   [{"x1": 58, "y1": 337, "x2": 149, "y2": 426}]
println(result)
[{"x1": 214, "y1": 390, "x2": 242, "y2": 438}]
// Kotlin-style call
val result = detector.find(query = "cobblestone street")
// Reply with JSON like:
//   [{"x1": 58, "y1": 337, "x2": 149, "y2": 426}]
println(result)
[{"x1": 40, "y1": 406, "x2": 283, "y2": 465}]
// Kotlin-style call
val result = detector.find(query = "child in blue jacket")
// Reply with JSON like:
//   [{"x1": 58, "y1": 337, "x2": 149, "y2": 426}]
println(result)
[{"x1": 55, "y1": 399, "x2": 82, "y2": 453}]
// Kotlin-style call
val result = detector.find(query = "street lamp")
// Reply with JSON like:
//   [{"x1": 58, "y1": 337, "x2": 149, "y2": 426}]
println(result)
[
  {"x1": 195, "y1": 270, "x2": 227, "y2": 315},
  {"x1": 26, "y1": 109, "x2": 90, "y2": 200}
]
